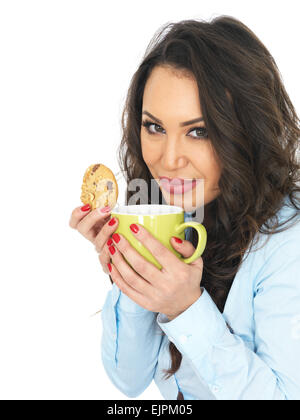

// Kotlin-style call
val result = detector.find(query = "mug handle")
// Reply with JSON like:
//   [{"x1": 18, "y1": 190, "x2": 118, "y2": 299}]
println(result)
[{"x1": 174, "y1": 221, "x2": 207, "y2": 264}]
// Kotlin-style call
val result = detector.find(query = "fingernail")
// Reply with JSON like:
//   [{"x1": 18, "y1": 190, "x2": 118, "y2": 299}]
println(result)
[
  {"x1": 107, "y1": 238, "x2": 113, "y2": 246},
  {"x1": 112, "y1": 233, "x2": 120, "y2": 243},
  {"x1": 108, "y1": 218, "x2": 116, "y2": 226},
  {"x1": 107, "y1": 263, "x2": 112, "y2": 273},
  {"x1": 81, "y1": 204, "x2": 91, "y2": 212},
  {"x1": 130, "y1": 224, "x2": 139, "y2": 234},
  {"x1": 173, "y1": 236, "x2": 183, "y2": 244},
  {"x1": 109, "y1": 245, "x2": 116, "y2": 255},
  {"x1": 101, "y1": 206, "x2": 111, "y2": 213}
]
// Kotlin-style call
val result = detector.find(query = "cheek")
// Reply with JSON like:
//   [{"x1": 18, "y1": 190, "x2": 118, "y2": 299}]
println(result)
[
  {"x1": 141, "y1": 137, "x2": 160, "y2": 165},
  {"x1": 210, "y1": 149, "x2": 222, "y2": 182},
  {"x1": 191, "y1": 144, "x2": 222, "y2": 182}
]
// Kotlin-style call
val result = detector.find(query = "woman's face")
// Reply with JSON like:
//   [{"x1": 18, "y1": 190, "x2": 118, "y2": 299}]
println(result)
[{"x1": 140, "y1": 65, "x2": 222, "y2": 212}]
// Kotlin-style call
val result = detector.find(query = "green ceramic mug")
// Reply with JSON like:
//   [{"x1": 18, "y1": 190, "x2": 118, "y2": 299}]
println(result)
[{"x1": 111, "y1": 204, "x2": 207, "y2": 270}]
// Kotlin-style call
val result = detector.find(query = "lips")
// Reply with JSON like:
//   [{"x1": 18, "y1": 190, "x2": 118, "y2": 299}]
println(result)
[
  {"x1": 159, "y1": 177, "x2": 198, "y2": 194},
  {"x1": 159, "y1": 176, "x2": 195, "y2": 185}
]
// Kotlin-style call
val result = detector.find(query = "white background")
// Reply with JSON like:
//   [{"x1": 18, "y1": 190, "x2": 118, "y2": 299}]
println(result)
[{"x1": 0, "y1": 0, "x2": 299, "y2": 400}]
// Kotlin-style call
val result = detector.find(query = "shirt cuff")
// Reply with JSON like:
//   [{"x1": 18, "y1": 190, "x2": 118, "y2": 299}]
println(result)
[
  {"x1": 156, "y1": 288, "x2": 228, "y2": 361},
  {"x1": 111, "y1": 282, "x2": 151, "y2": 314}
]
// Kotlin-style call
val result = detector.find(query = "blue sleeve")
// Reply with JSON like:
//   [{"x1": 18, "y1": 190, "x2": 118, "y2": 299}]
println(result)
[
  {"x1": 101, "y1": 282, "x2": 164, "y2": 398},
  {"x1": 157, "y1": 240, "x2": 300, "y2": 400}
]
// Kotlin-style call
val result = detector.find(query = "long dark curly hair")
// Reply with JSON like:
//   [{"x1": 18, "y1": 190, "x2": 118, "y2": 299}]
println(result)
[{"x1": 114, "y1": 16, "x2": 300, "y2": 382}]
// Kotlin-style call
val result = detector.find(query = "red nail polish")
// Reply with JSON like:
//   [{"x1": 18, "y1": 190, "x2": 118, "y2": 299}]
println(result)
[
  {"x1": 108, "y1": 218, "x2": 116, "y2": 226},
  {"x1": 107, "y1": 238, "x2": 113, "y2": 246},
  {"x1": 107, "y1": 263, "x2": 112, "y2": 273},
  {"x1": 130, "y1": 224, "x2": 139, "y2": 234},
  {"x1": 81, "y1": 204, "x2": 91, "y2": 212},
  {"x1": 109, "y1": 245, "x2": 116, "y2": 255},
  {"x1": 173, "y1": 236, "x2": 183, "y2": 243},
  {"x1": 112, "y1": 233, "x2": 120, "y2": 243},
  {"x1": 101, "y1": 206, "x2": 111, "y2": 213}
]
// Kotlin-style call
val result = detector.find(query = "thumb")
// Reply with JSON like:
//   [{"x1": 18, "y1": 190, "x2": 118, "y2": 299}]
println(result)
[
  {"x1": 170, "y1": 236, "x2": 195, "y2": 258},
  {"x1": 170, "y1": 236, "x2": 204, "y2": 269}
]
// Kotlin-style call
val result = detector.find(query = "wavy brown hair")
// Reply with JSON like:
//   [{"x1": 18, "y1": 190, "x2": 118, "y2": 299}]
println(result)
[{"x1": 114, "y1": 16, "x2": 300, "y2": 384}]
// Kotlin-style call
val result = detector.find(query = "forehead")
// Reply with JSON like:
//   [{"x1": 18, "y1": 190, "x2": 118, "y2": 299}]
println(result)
[{"x1": 142, "y1": 66, "x2": 203, "y2": 118}]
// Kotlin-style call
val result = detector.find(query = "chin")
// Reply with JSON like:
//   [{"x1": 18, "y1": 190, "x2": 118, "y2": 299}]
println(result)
[
  {"x1": 160, "y1": 182, "x2": 206, "y2": 212},
  {"x1": 160, "y1": 191, "x2": 200, "y2": 213}
]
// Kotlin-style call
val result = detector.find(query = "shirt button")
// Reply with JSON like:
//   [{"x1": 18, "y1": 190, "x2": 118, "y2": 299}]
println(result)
[
  {"x1": 179, "y1": 334, "x2": 188, "y2": 344},
  {"x1": 212, "y1": 385, "x2": 220, "y2": 393}
]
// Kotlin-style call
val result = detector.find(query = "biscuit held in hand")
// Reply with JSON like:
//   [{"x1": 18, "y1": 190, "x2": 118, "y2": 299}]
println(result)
[{"x1": 80, "y1": 163, "x2": 119, "y2": 210}]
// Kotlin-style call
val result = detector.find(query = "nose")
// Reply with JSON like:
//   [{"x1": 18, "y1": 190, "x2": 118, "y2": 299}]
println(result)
[{"x1": 161, "y1": 137, "x2": 188, "y2": 171}]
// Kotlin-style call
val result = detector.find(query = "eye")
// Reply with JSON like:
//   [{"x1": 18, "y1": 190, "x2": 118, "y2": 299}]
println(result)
[
  {"x1": 188, "y1": 127, "x2": 209, "y2": 139},
  {"x1": 141, "y1": 119, "x2": 209, "y2": 140},
  {"x1": 142, "y1": 120, "x2": 164, "y2": 134}
]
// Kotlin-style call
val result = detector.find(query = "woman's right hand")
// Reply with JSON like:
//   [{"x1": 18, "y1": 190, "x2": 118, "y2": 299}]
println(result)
[{"x1": 69, "y1": 204, "x2": 119, "y2": 275}]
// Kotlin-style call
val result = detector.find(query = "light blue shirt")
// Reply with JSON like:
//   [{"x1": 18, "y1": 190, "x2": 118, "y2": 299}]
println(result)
[{"x1": 101, "y1": 196, "x2": 300, "y2": 400}]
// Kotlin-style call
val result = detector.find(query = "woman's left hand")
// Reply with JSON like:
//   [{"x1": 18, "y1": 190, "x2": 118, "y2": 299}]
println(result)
[{"x1": 106, "y1": 222, "x2": 204, "y2": 320}]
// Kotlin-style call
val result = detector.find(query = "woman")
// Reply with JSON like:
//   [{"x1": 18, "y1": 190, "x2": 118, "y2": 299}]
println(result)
[{"x1": 69, "y1": 16, "x2": 300, "y2": 400}]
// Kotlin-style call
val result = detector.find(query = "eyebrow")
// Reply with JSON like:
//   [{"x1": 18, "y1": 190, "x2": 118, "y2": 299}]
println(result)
[{"x1": 142, "y1": 110, "x2": 204, "y2": 127}]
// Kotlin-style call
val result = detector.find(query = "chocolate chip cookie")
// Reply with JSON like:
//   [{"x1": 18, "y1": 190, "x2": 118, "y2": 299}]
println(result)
[{"x1": 80, "y1": 163, "x2": 119, "y2": 210}]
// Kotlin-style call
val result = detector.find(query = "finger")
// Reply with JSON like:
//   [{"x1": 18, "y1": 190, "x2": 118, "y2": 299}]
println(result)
[
  {"x1": 107, "y1": 243, "x2": 154, "y2": 296},
  {"x1": 69, "y1": 204, "x2": 93, "y2": 229},
  {"x1": 98, "y1": 246, "x2": 111, "y2": 274},
  {"x1": 76, "y1": 207, "x2": 112, "y2": 239},
  {"x1": 94, "y1": 217, "x2": 119, "y2": 253},
  {"x1": 128, "y1": 223, "x2": 180, "y2": 271},
  {"x1": 111, "y1": 232, "x2": 162, "y2": 285},
  {"x1": 170, "y1": 236, "x2": 204, "y2": 270},
  {"x1": 108, "y1": 262, "x2": 151, "y2": 310},
  {"x1": 170, "y1": 236, "x2": 195, "y2": 258}
]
